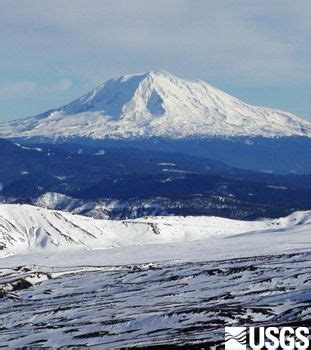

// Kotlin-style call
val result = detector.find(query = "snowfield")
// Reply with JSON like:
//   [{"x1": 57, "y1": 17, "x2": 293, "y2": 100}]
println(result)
[
  {"x1": 1, "y1": 70, "x2": 311, "y2": 139},
  {"x1": 0, "y1": 204, "x2": 310, "y2": 347},
  {"x1": 0, "y1": 204, "x2": 310, "y2": 256}
]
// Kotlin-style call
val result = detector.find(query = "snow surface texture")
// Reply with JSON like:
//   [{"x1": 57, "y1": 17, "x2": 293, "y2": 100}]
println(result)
[
  {"x1": 0, "y1": 253, "x2": 310, "y2": 348},
  {"x1": 1, "y1": 71, "x2": 311, "y2": 139},
  {"x1": 0, "y1": 204, "x2": 311, "y2": 257},
  {"x1": 0, "y1": 204, "x2": 311, "y2": 347}
]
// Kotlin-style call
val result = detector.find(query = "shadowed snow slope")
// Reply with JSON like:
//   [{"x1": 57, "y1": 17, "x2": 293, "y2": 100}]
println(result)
[
  {"x1": 1, "y1": 71, "x2": 311, "y2": 139},
  {"x1": 0, "y1": 204, "x2": 310, "y2": 256}
]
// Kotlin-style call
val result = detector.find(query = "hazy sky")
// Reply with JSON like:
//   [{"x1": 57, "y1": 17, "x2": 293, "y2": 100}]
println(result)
[{"x1": 1, "y1": 0, "x2": 310, "y2": 121}]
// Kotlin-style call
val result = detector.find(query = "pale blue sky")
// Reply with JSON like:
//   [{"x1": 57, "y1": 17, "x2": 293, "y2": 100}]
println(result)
[{"x1": 0, "y1": 0, "x2": 310, "y2": 121}]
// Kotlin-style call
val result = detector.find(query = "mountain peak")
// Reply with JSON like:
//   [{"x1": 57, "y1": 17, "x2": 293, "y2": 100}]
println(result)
[
  {"x1": 0, "y1": 70, "x2": 311, "y2": 139},
  {"x1": 121, "y1": 70, "x2": 171, "y2": 80}
]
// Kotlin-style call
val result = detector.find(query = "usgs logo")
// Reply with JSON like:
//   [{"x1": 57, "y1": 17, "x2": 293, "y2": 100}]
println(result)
[{"x1": 225, "y1": 326, "x2": 309, "y2": 350}]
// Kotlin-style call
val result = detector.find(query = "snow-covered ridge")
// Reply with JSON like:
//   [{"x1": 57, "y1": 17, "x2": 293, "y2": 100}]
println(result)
[
  {"x1": 0, "y1": 70, "x2": 310, "y2": 139},
  {"x1": 0, "y1": 204, "x2": 310, "y2": 256}
]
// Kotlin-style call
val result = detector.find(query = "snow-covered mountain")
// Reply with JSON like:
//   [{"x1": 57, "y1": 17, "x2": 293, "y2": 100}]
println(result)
[
  {"x1": 1, "y1": 70, "x2": 311, "y2": 139},
  {"x1": 1, "y1": 203, "x2": 310, "y2": 256}
]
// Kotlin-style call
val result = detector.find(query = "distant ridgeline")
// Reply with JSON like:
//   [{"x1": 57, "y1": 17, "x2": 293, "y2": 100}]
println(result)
[
  {"x1": 1, "y1": 138, "x2": 311, "y2": 220},
  {"x1": 15, "y1": 135, "x2": 311, "y2": 175}
]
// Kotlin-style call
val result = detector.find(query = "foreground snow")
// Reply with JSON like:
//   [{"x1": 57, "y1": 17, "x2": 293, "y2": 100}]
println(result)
[
  {"x1": 1, "y1": 70, "x2": 310, "y2": 139},
  {"x1": 0, "y1": 251, "x2": 310, "y2": 347},
  {"x1": 0, "y1": 204, "x2": 310, "y2": 347}
]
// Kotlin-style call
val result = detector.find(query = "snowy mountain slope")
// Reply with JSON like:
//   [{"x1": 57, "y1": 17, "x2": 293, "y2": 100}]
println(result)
[
  {"x1": 0, "y1": 203, "x2": 310, "y2": 256},
  {"x1": 1, "y1": 71, "x2": 310, "y2": 139}
]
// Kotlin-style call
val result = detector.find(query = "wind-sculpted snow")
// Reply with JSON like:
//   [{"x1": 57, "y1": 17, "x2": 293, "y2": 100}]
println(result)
[
  {"x1": 0, "y1": 204, "x2": 311, "y2": 256},
  {"x1": 0, "y1": 252, "x2": 310, "y2": 348},
  {"x1": 1, "y1": 70, "x2": 310, "y2": 139}
]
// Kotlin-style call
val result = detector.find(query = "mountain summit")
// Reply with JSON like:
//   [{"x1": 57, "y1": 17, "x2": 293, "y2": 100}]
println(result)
[{"x1": 1, "y1": 70, "x2": 311, "y2": 139}]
